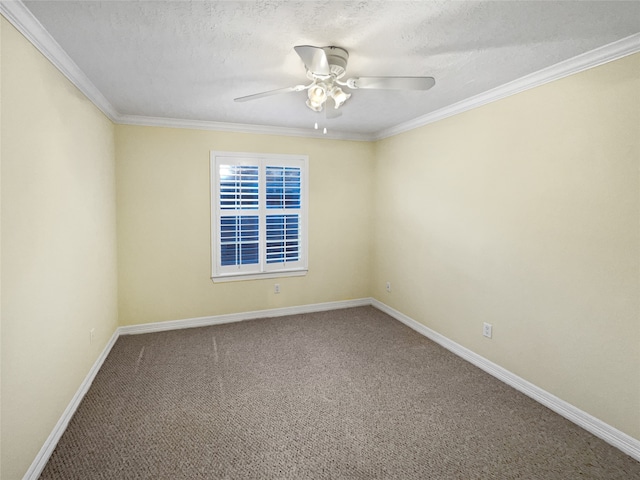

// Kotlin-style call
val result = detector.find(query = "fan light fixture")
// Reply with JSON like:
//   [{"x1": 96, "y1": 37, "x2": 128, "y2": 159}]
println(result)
[
  {"x1": 306, "y1": 84, "x2": 327, "y2": 111},
  {"x1": 329, "y1": 86, "x2": 350, "y2": 109},
  {"x1": 305, "y1": 83, "x2": 351, "y2": 112}
]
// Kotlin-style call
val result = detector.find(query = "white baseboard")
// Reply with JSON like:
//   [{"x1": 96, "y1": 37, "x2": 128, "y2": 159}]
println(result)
[
  {"x1": 23, "y1": 298, "x2": 369, "y2": 478},
  {"x1": 24, "y1": 297, "x2": 639, "y2": 478},
  {"x1": 370, "y1": 298, "x2": 640, "y2": 462},
  {"x1": 118, "y1": 298, "x2": 371, "y2": 335},
  {"x1": 22, "y1": 328, "x2": 120, "y2": 480}
]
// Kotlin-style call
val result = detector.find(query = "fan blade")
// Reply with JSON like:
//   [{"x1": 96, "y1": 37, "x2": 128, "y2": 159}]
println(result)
[
  {"x1": 346, "y1": 76, "x2": 435, "y2": 90},
  {"x1": 234, "y1": 85, "x2": 306, "y2": 102},
  {"x1": 326, "y1": 108, "x2": 342, "y2": 120},
  {"x1": 294, "y1": 45, "x2": 330, "y2": 75}
]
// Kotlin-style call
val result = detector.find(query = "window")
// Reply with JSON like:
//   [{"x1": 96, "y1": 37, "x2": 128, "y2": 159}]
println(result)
[{"x1": 211, "y1": 151, "x2": 308, "y2": 281}]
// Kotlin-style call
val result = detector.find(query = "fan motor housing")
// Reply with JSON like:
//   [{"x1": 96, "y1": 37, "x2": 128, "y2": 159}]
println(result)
[{"x1": 322, "y1": 46, "x2": 349, "y2": 78}]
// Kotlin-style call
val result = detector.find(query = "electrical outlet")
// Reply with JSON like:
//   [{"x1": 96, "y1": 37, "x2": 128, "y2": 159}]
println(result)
[
  {"x1": 386, "y1": 282, "x2": 391, "y2": 293},
  {"x1": 274, "y1": 284, "x2": 280, "y2": 294},
  {"x1": 483, "y1": 322, "x2": 492, "y2": 339},
  {"x1": 89, "y1": 328, "x2": 95, "y2": 344}
]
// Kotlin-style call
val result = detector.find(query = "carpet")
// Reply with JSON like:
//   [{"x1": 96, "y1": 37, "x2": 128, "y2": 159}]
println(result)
[{"x1": 40, "y1": 306, "x2": 640, "y2": 479}]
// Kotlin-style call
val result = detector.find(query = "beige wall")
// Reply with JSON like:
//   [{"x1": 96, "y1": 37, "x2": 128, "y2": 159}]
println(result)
[
  {"x1": 1, "y1": 10, "x2": 638, "y2": 477},
  {"x1": 1, "y1": 19, "x2": 119, "y2": 479},
  {"x1": 115, "y1": 126, "x2": 374, "y2": 326},
  {"x1": 372, "y1": 53, "x2": 640, "y2": 439}
]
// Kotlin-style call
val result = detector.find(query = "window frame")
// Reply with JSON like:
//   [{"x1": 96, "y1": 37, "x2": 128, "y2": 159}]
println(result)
[{"x1": 210, "y1": 151, "x2": 309, "y2": 283}]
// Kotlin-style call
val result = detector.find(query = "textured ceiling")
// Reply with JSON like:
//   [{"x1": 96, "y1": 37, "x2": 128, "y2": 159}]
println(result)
[{"x1": 20, "y1": 0, "x2": 640, "y2": 137}]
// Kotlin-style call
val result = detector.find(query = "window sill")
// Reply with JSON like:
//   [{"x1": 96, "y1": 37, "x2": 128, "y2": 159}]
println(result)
[{"x1": 211, "y1": 269, "x2": 308, "y2": 283}]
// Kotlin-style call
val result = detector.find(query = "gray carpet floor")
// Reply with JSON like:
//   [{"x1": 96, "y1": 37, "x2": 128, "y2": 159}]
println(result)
[{"x1": 40, "y1": 306, "x2": 640, "y2": 479}]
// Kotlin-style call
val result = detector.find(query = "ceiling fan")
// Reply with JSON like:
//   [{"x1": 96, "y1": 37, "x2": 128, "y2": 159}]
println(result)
[{"x1": 234, "y1": 45, "x2": 435, "y2": 116}]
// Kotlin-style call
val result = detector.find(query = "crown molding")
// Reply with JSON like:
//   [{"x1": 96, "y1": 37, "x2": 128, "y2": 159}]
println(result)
[
  {"x1": 0, "y1": 0, "x2": 371, "y2": 142},
  {"x1": 374, "y1": 32, "x2": 640, "y2": 140},
  {"x1": 116, "y1": 114, "x2": 374, "y2": 141},
  {"x1": 3, "y1": 1, "x2": 638, "y2": 142},
  {"x1": 0, "y1": 0, "x2": 119, "y2": 121}
]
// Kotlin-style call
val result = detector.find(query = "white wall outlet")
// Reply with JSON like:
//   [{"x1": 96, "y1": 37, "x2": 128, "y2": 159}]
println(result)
[
  {"x1": 483, "y1": 322, "x2": 492, "y2": 339},
  {"x1": 386, "y1": 282, "x2": 392, "y2": 293},
  {"x1": 89, "y1": 328, "x2": 95, "y2": 344},
  {"x1": 274, "y1": 283, "x2": 280, "y2": 294}
]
